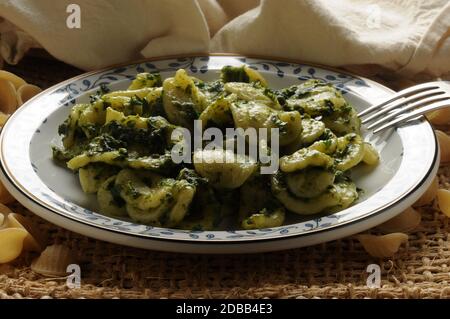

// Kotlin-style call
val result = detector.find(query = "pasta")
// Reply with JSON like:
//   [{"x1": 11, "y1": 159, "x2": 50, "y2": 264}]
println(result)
[
  {"x1": 0, "y1": 70, "x2": 27, "y2": 89},
  {"x1": 53, "y1": 66, "x2": 379, "y2": 230},
  {"x1": 437, "y1": 188, "x2": 450, "y2": 217},
  {"x1": 426, "y1": 108, "x2": 450, "y2": 125},
  {"x1": 6, "y1": 213, "x2": 45, "y2": 252},
  {"x1": 236, "y1": 174, "x2": 285, "y2": 230},
  {"x1": 435, "y1": 130, "x2": 450, "y2": 164},
  {"x1": 356, "y1": 233, "x2": 408, "y2": 258},
  {"x1": 193, "y1": 149, "x2": 258, "y2": 189},
  {"x1": 31, "y1": 245, "x2": 77, "y2": 277},
  {"x1": 272, "y1": 174, "x2": 358, "y2": 215},
  {"x1": 0, "y1": 203, "x2": 14, "y2": 220},
  {"x1": 0, "y1": 228, "x2": 28, "y2": 264},
  {"x1": 0, "y1": 70, "x2": 42, "y2": 117},
  {"x1": 0, "y1": 203, "x2": 47, "y2": 264},
  {"x1": 0, "y1": 70, "x2": 42, "y2": 205},
  {"x1": 413, "y1": 176, "x2": 438, "y2": 207},
  {"x1": 377, "y1": 207, "x2": 421, "y2": 233},
  {"x1": 0, "y1": 183, "x2": 15, "y2": 204},
  {"x1": 0, "y1": 78, "x2": 17, "y2": 115},
  {"x1": 16, "y1": 84, "x2": 42, "y2": 106}
]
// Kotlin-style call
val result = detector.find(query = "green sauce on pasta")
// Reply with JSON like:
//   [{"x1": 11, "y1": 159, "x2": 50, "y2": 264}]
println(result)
[{"x1": 53, "y1": 66, "x2": 378, "y2": 230}]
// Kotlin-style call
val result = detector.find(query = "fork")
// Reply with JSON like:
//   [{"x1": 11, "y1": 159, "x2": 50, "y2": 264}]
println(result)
[{"x1": 358, "y1": 81, "x2": 450, "y2": 133}]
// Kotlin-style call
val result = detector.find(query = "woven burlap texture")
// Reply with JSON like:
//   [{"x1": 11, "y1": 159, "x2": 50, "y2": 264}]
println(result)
[{"x1": 0, "y1": 54, "x2": 449, "y2": 299}]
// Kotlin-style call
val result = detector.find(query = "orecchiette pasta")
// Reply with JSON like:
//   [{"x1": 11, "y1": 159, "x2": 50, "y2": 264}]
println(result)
[
  {"x1": 224, "y1": 82, "x2": 280, "y2": 109},
  {"x1": 97, "y1": 175, "x2": 128, "y2": 217},
  {"x1": 299, "y1": 118, "x2": 326, "y2": 144},
  {"x1": 334, "y1": 133, "x2": 364, "y2": 171},
  {"x1": 128, "y1": 72, "x2": 162, "y2": 90},
  {"x1": 193, "y1": 149, "x2": 257, "y2": 189},
  {"x1": 280, "y1": 149, "x2": 334, "y2": 172},
  {"x1": 286, "y1": 168, "x2": 335, "y2": 198},
  {"x1": 241, "y1": 208, "x2": 285, "y2": 230},
  {"x1": 283, "y1": 118, "x2": 327, "y2": 154},
  {"x1": 308, "y1": 129, "x2": 338, "y2": 154},
  {"x1": 230, "y1": 98, "x2": 301, "y2": 145},
  {"x1": 272, "y1": 173, "x2": 358, "y2": 215},
  {"x1": 238, "y1": 175, "x2": 285, "y2": 229},
  {"x1": 78, "y1": 164, "x2": 118, "y2": 194},
  {"x1": 322, "y1": 108, "x2": 361, "y2": 135},
  {"x1": 283, "y1": 80, "x2": 348, "y2": 116},
  {"x1": 221, "y1": 65, "x2": 268, "y2": 87},
  {"x1": 362, "y1": 142, "x2": 380, "y2": 165},
  {"x1": 179, "y1": 182, "x2": 228, "y2": 231},
  {"x1": 54, "y1": 66, "x2": 378, "y2": 229},
  {"x1": 115, "y1": 169, "x2": 196, "y2": 227},
  {"x1": 199, "y1": 96, "x2": 234, "y2": 129},
  {"x1": 163, "y1": 69, "x2": 208, "y2": 129}
]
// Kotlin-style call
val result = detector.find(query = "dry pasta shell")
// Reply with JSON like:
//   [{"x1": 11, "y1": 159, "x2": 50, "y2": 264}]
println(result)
[
  {"x1": 0, "y1": 203, "x2": 14, "y2": 226},
  {"x1": 0, "y1": 228, "x2": 28, "y2": 263},
  {"x1": 0, "y1": 213, "x2": 4, "y2": 228},
  {"x1": 0, "y1": 70, "x2": 26, "y2": 90},
  {"x1": 413, "y1": 176, "x2": 438, "y2": 207},
  {"x1": 0, "y1": 111, "x2": 9, "y2": 127},
  {"x1": 377, "y1": 207, "x2": 421, "y2": 233},
  {"x1": 16, "y1": 84, "x2": 42, "y2": 106},
  {"x1": 31, "y1": 245, "x2": 77, "y2": 277},
  {"x1": 437, "y1": 189, "x2": 450, "y2": 217},
  {"x1": 435, "y1": 130, "x2": 450, "y2": 164},
  {"x1": 0, "y1": 78, "x2": 18, "y2": 114},
  {"x1": 6, "y1": 213, "x2": 45, "y2": 252},
  {"x1": 0, "y1": 181, "x2": 15, "y2": 204},
  {"x1": 356, "y1": 233, "x2": 408, "y2": 258},
  {"x1": 427, "y1": 108, "x2": 450, "y2": 125}
]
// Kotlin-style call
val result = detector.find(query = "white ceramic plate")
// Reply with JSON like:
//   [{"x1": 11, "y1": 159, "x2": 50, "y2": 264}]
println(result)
[{"x1": 0, "y1": 55, "x2": 439, "y2": 253}]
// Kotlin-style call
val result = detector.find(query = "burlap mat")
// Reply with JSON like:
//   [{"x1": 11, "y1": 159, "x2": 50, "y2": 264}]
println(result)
[{"x1": 0, "y1": 52, "x2": 449, "y2": 299}]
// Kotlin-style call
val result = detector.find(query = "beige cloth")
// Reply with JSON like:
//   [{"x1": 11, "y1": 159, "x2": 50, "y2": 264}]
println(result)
[{"x1": 0, "y1": 0, "x2": 449, "y2": 77}]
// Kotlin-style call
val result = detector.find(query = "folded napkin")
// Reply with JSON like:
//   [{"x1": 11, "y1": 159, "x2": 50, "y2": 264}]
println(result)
[{"x1": 0, "y1": 0, "x2": 449, "y2": 78}]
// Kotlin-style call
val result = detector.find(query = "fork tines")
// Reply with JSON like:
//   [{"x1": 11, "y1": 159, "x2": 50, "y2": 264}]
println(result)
[{"x1": 358, "y1": 81, "x2": 450, "y2": 133}]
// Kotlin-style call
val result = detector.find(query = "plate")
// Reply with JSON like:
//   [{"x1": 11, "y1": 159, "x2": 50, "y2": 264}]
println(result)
[{"x1": 0, "y1": 55, "x2": 439, "y2": 253}]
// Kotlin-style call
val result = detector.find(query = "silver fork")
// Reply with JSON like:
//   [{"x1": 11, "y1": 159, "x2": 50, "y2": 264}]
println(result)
[{"x1": 358, "y1": 81, "x2": 450, "y2": 133}]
